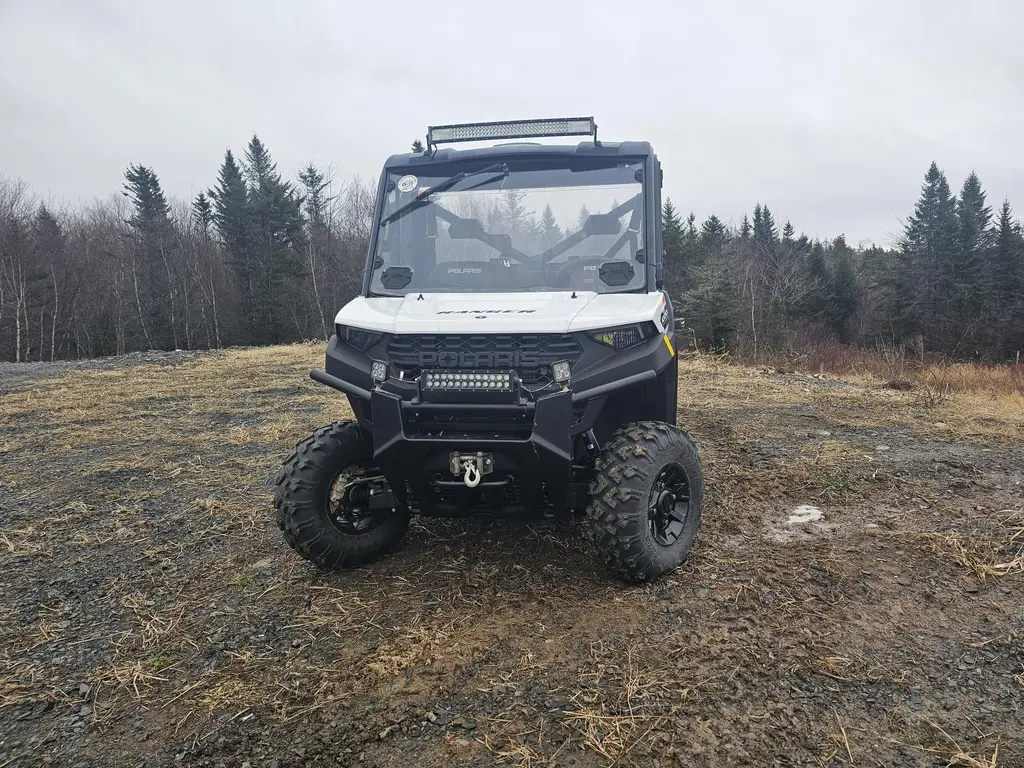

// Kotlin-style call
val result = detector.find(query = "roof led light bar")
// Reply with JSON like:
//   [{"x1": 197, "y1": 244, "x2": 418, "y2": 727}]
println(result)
[{"x1": 426, "y1": 117, "x2": 597, "y2": 151}]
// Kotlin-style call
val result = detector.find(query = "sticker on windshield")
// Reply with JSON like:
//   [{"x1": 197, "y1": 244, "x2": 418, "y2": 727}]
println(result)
[{"x1": 397, "y1": 174, "x2": 418, "y2": 193}]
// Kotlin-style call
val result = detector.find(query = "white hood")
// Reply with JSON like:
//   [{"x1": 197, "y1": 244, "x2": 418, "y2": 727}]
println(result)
[{"x1": 335, "y1": 291, "x2": 666, "y2": 334}]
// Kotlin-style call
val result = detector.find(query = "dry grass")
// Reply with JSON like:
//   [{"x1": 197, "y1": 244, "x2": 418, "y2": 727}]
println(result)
[
  {"x1": 2, "y1": 343, "x2": 1022, "y2": 766},
  {"x1": 930, "y1": 510, "x2": 1024, "y2": 582}
]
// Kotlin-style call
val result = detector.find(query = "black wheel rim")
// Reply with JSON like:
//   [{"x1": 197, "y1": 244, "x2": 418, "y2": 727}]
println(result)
[
  {"x1": 648, "y1": 463, "x2": 691, "y2": 547},
  {"x1": 326, "y1": 461, "x2": 390, "y2": 534}
]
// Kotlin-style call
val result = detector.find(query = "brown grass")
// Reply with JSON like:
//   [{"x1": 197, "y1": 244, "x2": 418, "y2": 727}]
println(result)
[
  {"x1": 930, "y1": 510, "x2": 1024, "y2": 582},
  {"x1": 2, "y1": 343, "x2": 1022, "y2": 766}
]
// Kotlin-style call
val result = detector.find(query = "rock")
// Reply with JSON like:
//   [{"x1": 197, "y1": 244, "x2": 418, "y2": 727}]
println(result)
[
  {"x1": 964, "y1": 585, "x2": 979, "y2": 594},
  {"x1": 425, "y1": 711, "x2": 438, "y2": 723},
  {"x1": 252, "y1": 558, "x2": 274, "y2": 570},
  {"x1": 815, "y1": 430, "x2": 832, "y2": 437},
  {"x1": 875, "y1": 445, "x2": 891, "y2": 451},
  {"x1": 79, "y1": 683, "x2": 91, "y2": 696},
  {"x1": 291, "y1": 639, "x2": 302, "y2": 648},
  {"x1": 456, "y1": 738, "x2": 471, "y2": 747},
  {"x1": 460, "y1": 719, "x2": 477, "y2": 730},
  {"x1": 79, "y1": 705, "x2": 92, "y2": 717}
]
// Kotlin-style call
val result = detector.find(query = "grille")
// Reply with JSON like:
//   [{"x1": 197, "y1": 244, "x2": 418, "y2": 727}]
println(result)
[{"x1": 387, "y1": 334, "x2": 582, "y2": 386}]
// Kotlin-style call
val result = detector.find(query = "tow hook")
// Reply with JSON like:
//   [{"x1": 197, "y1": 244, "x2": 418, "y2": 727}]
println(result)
[{"x1": 450, "y1": 452, "x2": 492, "y2": 488}]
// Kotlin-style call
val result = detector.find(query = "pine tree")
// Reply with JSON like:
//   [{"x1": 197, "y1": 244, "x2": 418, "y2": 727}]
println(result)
[
  {"x1": 993, "y1": 200, "x2": 1024, "y2": 358},
  {"x1": 825, "y1": 235, "x2": 859, "y2": 340},
  {"x1": 738, "y1": 214, "x2": 751, "y2": 241},
  {"x1": 192, "y1": 192, "x2": 213, "y2": 235},
  {"x1": 540, "y1": 204, "x2": 562, "y2": 249},
  {"x1": 753, "y1": 204, "x2": 779, "y2": 265},
  {"x1": 699, "y1": 215, "x2": 728, "y2": 250},
  {"x1": 954, "y1": 172, "x2": 994, "y2": 352},
  {"x1": 576, "y1": 204, "x2": 591, "y2": 230},
  {"x1": 242, "y1": 135, "x2": 304, "y2": 344},
  {"x1": 411, "y1": 139, "x2": 425, "y2": 153},
  {"x1": 895, "y1": 161, "x2": 959, "y2": 351},
  {"x1": 298, "y1": 165, "x2": 330, "y2": 231},
  {"x1": 798, "y1": 240, "x2": 830, "y2": 323},
  {"x1": 210, "y1": 150, "x2": 248, "y2": 261},
  {"x1": 781, "y1": 220, "x2": 795, "y2": 243},
  {"x1": 662, "y1": 200, "x2": 685, "y2": 300},
  {"x1": 123, "y1": 163, "x2": 175, "y2": 349}
]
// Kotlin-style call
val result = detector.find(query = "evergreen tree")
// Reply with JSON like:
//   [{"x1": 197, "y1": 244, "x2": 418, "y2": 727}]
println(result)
[
  {"x1": 123, "y1": 163, "x2": 175, "y2": 348},
  {"x1": 210, "y1": 150, "x2": 248, "y2": 261},
  {"x1": 680, "y1": 262, "x2": 738, "y2": 352},
  {"x1": 298, "y1": 165, "x2": 330, "y2": 230},
  {"x1": 825, "y1": 235, "x2": 859, "y2": 340},
  {"x1": 411, "y1": 139, "x2": 425, "y2": 153},
  {"x1": 192, "y1": 192, "x2": 213, "y2": 235},
  {"x1": 243, "y1": 135, "x2": 304, "y2": 344},
  {"x1": 993, "y1": 200, "x2": 1024, "y2": 358},
  {"x1": 699, "y1": 214, "x2": 728, "y2": 250},
  {"x1": 895, "y1": 161, "x2": 959, "y2": 351},
  {"x1": 576, "y1": 204, "x2": 591, "y2": 230},
  {"x1": 753, "y1": 204, "x2": 779, "y2": 265},
  {"x1": 539, "y1": 204, "x2": 562, "y2": 249},
  {"x1": 954, "y1": 172, "x2": 993, "y2": 351},
  {"x1": 738, "y1": 214, "x2": 751, "y2": 241},
  {"x1": 797, "y1": 239, "x2": 830, "y2": 323},
  {"x1": 662, "y1": 200, "x2": 685, "y2": 300},
  {"x1": 781, "y1": 220, "x2": 795, "y2": 243}
]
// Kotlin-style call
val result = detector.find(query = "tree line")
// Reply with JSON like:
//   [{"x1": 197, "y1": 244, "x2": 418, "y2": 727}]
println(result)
[
  {"x1": 0, "y1": 136, "x2": 374, "y2": 362},
  {"x1": 1, "y1": 145, "x2": 1022, "y2": 364},
  {"x1": 665, "y1": 162, "x2": 1024, "y2": 363}
]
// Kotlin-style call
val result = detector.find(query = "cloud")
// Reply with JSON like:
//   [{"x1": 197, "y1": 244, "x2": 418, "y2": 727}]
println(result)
[{"x1": 2, "y1": 0, "x2": 1021, "y2": 243}]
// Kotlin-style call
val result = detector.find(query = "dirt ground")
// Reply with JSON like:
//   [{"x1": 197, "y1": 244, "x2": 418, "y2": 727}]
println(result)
[{"x1": 1, "y1": 345, "x2": 1022, "y2": 768}]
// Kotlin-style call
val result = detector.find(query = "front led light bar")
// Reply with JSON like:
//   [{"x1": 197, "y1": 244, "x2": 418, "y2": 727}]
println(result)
[
  {"x1": 422, "y1": 370, "x2": 513, "y2": 391},
  {"x1": 427, "y1": 117, "x2": 596, "y2": 148}
]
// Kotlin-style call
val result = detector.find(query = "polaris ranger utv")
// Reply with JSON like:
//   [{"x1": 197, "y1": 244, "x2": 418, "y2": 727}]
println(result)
[{"x1": 275, "y1": 117, "x2": 703, "y2": 582}]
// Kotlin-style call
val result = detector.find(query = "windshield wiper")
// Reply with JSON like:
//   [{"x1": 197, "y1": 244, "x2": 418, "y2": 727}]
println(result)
[{"x1": 378, "y1": 163, "x2": 508, "y2": 228}]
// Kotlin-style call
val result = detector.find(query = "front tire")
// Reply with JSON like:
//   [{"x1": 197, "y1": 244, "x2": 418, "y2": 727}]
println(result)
[
  {"x1": 274, "y1": 422, "x2": 409, "y2": 570},
  {"x1": 585, "y1": 422, "x2": 703, "y2": 583}
]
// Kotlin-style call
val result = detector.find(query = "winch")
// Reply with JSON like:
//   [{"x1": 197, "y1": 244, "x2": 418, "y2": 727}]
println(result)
[{"x1": 449, "y1": 451, "x2": 493, "y2": 488}]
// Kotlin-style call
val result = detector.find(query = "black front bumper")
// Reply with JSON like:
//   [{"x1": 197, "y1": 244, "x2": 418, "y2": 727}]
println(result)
[
  {"x1": 311, "y1": 330, "x2": 675, "y2": 515},
  {"x1": 370, "y1": 387, "x2": 576, "y2": 515}
]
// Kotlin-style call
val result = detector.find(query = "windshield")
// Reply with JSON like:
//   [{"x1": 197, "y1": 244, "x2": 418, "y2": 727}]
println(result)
[{"x1": 369, "y1": 158, "x2": 645, "y2": 295}]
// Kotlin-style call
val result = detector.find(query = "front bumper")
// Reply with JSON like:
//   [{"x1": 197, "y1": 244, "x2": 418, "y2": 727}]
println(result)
[
  {"x1": 370, "y1": 387, "x2": 575, "y2": 515},
  {"x1": 310, "y1": 329, "x2": 675, "y2": 515}
]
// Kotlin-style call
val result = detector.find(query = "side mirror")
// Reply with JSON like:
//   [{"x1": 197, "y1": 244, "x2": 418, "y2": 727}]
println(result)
[{"x1": 674, "y1": 317, "x2": 686, "y2": 330}]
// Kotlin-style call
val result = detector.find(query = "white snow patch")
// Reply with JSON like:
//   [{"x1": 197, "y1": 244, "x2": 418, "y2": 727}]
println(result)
[{"x1": 787, "y1": 505, "x2": 824, "y2": 525}]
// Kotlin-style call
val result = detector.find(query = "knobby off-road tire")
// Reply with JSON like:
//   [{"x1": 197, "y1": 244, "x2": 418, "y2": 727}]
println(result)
[
  {"x1": 275, "y1": 422, "x2": 409, "y2": 570},
  {"x1": 586, "y1": 421, "x2": 703, "y2": 583}
]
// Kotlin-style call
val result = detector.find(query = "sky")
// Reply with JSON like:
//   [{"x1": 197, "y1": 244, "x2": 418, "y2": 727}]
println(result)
[{"x1": 1, "y1": 0, "x2": 1022, "y2": 247}]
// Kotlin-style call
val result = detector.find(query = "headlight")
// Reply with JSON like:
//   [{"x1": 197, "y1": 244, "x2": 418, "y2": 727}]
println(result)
[
  {"x1": 589, "y1": 322, "x2": 658, "y2": 350},
  {"x1": 336, "y1": 324, "x2": 383, "y2": 351}
]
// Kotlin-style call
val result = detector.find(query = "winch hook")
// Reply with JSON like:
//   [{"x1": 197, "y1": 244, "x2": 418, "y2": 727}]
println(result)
[{"x1": 462, "y1": 460, "x2": 481, "y2": 488}]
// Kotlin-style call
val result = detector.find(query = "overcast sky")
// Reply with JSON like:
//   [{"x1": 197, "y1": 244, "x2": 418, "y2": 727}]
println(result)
[{"x1": 1, "y1": 0, "x2": 1021, "y2": 246}]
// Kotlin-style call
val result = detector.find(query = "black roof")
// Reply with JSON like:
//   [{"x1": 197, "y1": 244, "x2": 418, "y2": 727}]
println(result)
[{"x1": 383, "y1": 140, "x2": 654, "y2": 171}]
